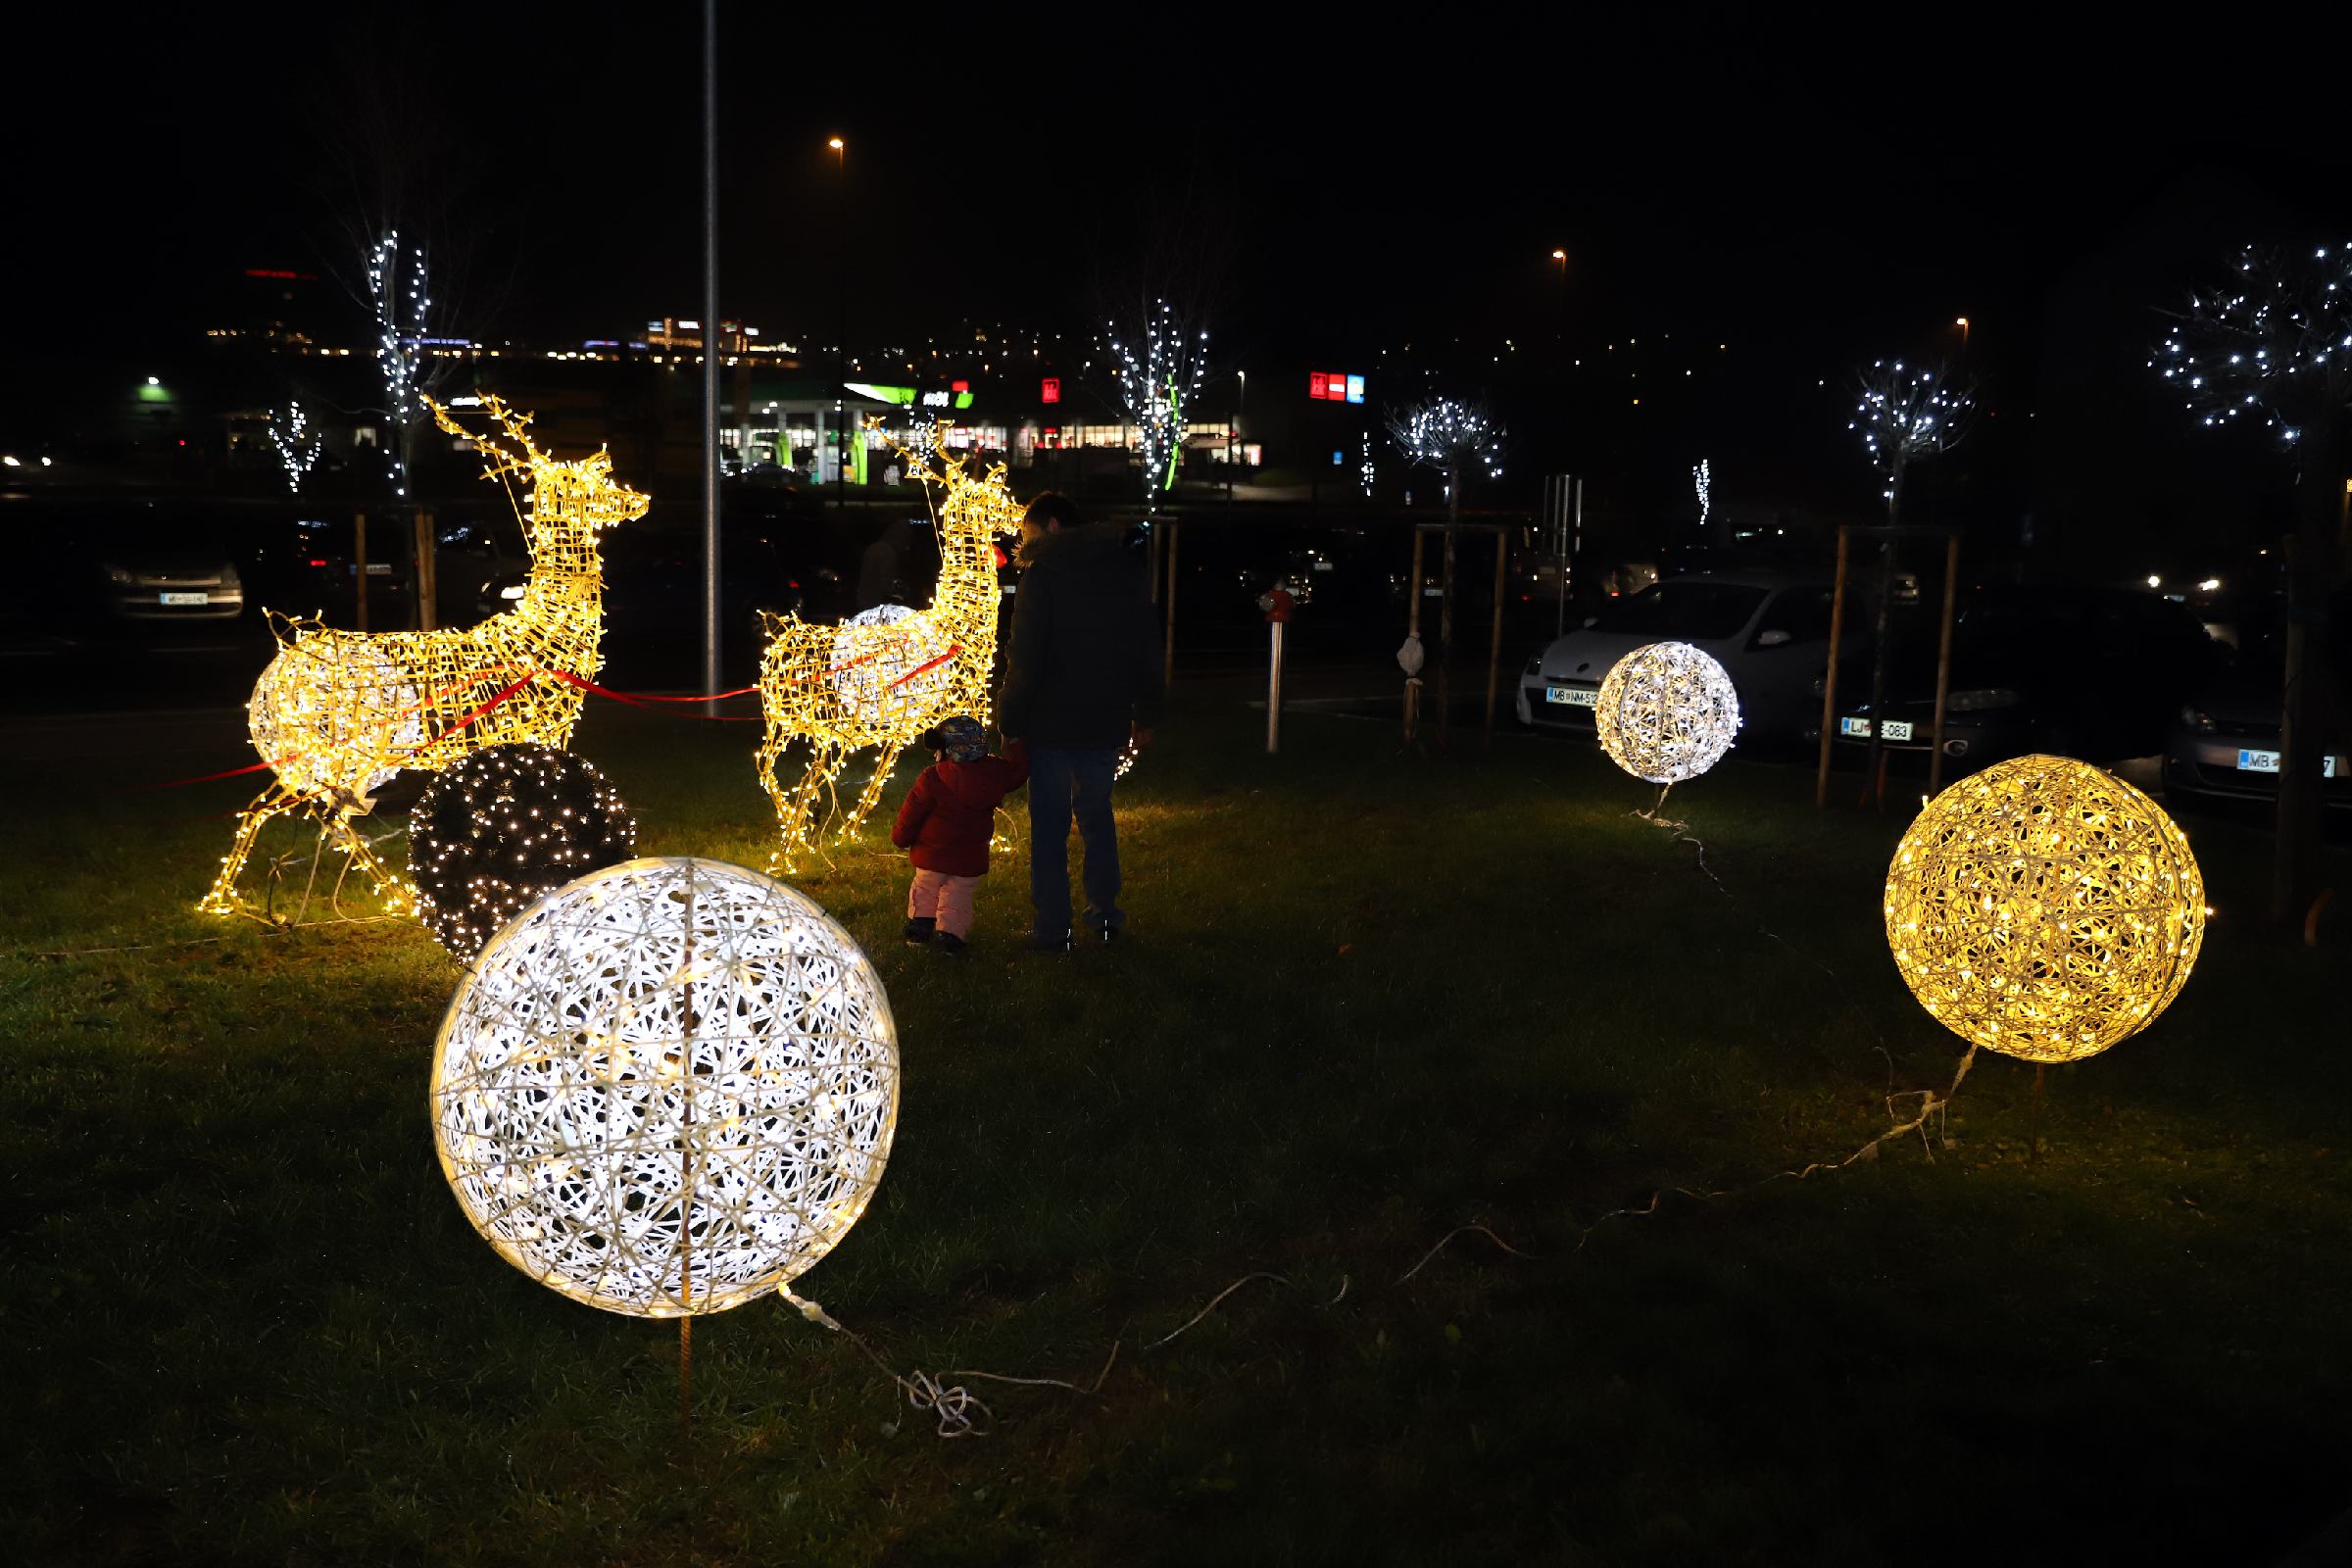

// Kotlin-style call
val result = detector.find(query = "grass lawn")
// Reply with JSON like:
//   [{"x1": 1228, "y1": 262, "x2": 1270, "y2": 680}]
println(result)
[{"x1": 4, "y1": 696, "x2": 2349, "y2": 1566}]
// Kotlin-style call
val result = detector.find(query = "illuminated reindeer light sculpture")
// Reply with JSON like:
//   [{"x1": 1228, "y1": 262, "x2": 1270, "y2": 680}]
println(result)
[
  {"x1": 199, "y1": 395, "x2": 650, "y2": 916},
  {"x1": 755, "y1": 430, "x2": 1025, "y2": 871}
]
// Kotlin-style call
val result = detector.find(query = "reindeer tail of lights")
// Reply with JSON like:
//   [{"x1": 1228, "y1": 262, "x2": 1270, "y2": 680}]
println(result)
[
  {"x1": 197, "y1": 395, "x2": 650, "y2": 919},
  {"x1": 756, "y1": 426, "x2": 1025, "y2": 873}
]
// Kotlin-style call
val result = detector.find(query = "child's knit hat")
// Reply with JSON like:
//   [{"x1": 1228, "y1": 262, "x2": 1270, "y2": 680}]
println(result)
[{"x1": 924, "y1": 715, "x2": 988, "y2": 763}]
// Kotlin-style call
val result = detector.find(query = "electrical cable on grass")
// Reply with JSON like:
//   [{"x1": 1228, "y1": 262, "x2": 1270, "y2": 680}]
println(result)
[{"x1": 1396, "y1": 1224, "x2": 1536, "y2": 1284}]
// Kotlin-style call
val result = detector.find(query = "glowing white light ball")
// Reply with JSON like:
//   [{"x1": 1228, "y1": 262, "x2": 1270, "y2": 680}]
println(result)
[
  {"x1": 430, "y1": 857, "x2": 899, "y2": 1317},
  {"x1": 1594, "y1": 640, "x2": 1741, "y2": 784},
  {"x1": 831, "y1": 603, "x2": 955, "y2": 726}
]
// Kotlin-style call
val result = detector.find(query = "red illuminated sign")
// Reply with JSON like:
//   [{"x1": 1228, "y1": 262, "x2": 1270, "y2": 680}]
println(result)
[
  {"x1": 1309, "y1": 370, "x2": 1366, "y2": 404},
  {"x1": 1308, "y1": 371, "x2": 1330, "y2": 400},
  {"x1": 1042, "y1": 377, "x2": 1061, "y2": 404},
  {"x1": 951, "y1": 380, "x2": 969, "y2": 393}
]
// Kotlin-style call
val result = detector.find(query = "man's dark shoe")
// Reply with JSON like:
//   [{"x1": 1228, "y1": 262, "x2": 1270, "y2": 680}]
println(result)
[
  {"x1": 931, "y1": 931, "x2": 969, "y2": 958},
  {"x1": 904, "y1": 917, "x2": 936, "y2": 947},
  {"x1": 1029, "y1": 928, "x2": 1073, "y2": 953}
]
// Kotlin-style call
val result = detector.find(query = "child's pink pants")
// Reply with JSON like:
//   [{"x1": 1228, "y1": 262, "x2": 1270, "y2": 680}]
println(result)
[{"x1": 907, "y1": 868, "x2": 982, "y2": 938}]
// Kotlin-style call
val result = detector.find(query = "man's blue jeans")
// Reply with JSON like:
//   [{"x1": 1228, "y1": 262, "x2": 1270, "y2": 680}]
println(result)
[{"x1": 1026, "y1": 745, "x2": 1122, "y2": 938}]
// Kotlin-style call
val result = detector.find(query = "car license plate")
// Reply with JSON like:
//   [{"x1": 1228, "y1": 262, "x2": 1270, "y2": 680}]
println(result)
[
  {"x1": 2239, "y1": 748, "x2": 2344, "y2": 778},
  {"x1": 1884, "y1": 720, "x2": 1914, "y2": 741},
  {"x1": 1839, "y1": 716, "x2": 1871, "y2": 737},
  {"x1": 1546, "y1": 685, "x2": 1596, "y2": 708},
  {"x1": 158, "y1": 591, "x2": 209, "y2": 606}
]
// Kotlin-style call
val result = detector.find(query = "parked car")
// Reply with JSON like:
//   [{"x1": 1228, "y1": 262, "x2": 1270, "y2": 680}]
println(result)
[
  {"x1": 432, "y1": 514, "x2": 529, "y2": 627},
  {"x1": 270, "y1": 514, "x2": 416, "y2": 626},
  {"x1": 1830, "y1": 583, "x2": 2224, "y2": 770},
  {"x1": 2165, "y1": 662, "x2": 2352, "y2": 811},
  {"x1": 1516, "y1": 570, "x2": 1842, "y2": 746},
  {"x1": 96, "y1": 513, "x2": 245, "y2": 624}
]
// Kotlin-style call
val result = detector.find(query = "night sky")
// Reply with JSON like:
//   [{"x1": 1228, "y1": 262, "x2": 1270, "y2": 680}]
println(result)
[{"x1": 12, "y1": 12, "x2": 2352, "y2": 555}]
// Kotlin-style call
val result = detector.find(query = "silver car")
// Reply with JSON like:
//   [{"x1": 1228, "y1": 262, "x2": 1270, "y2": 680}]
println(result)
[
  {"x1": 1516, "y1": 570, "x2": 1839, "y2": 745},
  {"x1": 2166, "y1": 666, "x2": 2352, "y2": 809},
  {"x1": 99, "y1": 516, "x2": 245, "y2": 623}
]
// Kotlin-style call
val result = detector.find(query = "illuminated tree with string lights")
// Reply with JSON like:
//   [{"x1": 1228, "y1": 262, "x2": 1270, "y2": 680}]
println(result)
[
  {"x1": 1849, "y1": 359, "x2": 1976, "y2": 525},
  {"x1": 1845, "y1": 359, "x2": 1978, "y2": 789},
  {"x1": 1388, "y1": 395, "x2": 1505, "y2": 745},
  {"x1": 366, "y1": 229, "x2": 437, "y2": 499},
  {"x1": 269, "y1": 401, "x2": 321, "y2": 494},
  {"x1": 1103, "y1": 297, "x2": 1209, "y2": 509},
  {"x1": 2155, "y1": 240, "x2": 2352, "y2": 926}
]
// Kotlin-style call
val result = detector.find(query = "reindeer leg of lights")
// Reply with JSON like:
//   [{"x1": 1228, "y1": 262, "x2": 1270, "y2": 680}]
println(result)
[
  {"x1": 202, "y1": 791, "x2": 291, "y2": 917},
  {"x1": 842, "y1": 739, "x2": 909, "y2": 842},
  {"x1": 326, "y1": 813, "x2": 412, "y2": 919}
]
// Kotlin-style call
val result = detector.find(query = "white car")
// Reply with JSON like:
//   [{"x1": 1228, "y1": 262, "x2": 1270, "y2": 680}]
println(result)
[{"x1": 1515, "y1": 570, "x2": 1839, "y2": 747}]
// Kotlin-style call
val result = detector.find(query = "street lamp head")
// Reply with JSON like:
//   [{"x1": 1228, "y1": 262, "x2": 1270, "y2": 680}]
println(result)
[
  {"x1": 1956, "y1": 317, "x2": 1969, "y2": 327},
  {"x1": 828, "y1": 136, "x2": 844, "y2": 151},
  {"x1": 1551, "y1": 249, "x2": 1567, "y2": 262}
]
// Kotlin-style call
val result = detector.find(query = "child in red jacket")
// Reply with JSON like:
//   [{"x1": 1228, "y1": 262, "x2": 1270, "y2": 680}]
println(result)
[{"x1": 891, "y1": 716, "x2": 1029, "y2": 956}]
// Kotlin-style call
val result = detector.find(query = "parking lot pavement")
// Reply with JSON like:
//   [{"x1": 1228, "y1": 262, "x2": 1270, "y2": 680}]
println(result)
[
  {"x1": 1, "y1": 706, "x2": 251, "y2": 769},
  {"x1": 0, "y1": 621, "x2": 276, "y2": 718}
]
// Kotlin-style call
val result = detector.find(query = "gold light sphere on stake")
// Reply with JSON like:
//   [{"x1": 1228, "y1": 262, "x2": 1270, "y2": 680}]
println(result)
[
  {"x1": 1594, "y1": 640, "x2": 1741, "y2": 785},
  {"x1": 1884, "y1": 755, "x2": 2205, "y2": 1063},
  {"x1": 430, "y1": 857, "x2": 900, "y2": 1317}
]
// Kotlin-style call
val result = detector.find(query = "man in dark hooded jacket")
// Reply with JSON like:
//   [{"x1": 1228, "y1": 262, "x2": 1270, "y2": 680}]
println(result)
[{"x1": 1000, "y1": 492, "x2": 1163, "y2": 948}]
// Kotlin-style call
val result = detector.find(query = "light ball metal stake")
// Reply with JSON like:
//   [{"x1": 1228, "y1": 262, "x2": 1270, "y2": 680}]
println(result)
[
  {"x1": 1885, "y1": 754, "x2": 2206, "y2": 1066},
  {"x1": 429, "y1": 857, "x2": 900, "y2": 1330}
]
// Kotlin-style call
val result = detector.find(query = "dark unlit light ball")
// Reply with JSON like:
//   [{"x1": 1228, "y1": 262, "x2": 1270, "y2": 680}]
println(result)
[{"x1": 408, "y1": 743, "x2": 636, "y2": 957}]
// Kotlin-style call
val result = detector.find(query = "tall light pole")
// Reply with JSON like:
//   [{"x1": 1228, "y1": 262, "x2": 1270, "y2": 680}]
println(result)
[
  {"x1": 830, "y1": 136, "x2": 846, "y2": 516},
  {"x1": 1956, "y1": 316, "x2": 1970, "y2": 355},
  {"x1": 1551, "y1": 248, "x2": 1568, "y2": 342},
  {"x1": 700, "y1": 0, "x2": 721, "y2": 711}
]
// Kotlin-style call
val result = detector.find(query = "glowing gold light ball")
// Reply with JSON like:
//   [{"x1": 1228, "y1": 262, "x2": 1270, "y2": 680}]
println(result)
[
  {"x1": 1884, "y1": 755, "x2": 2205, "y2": 1063},
  {"x1": 1594, "y1": 640, "x2": 1741, "y2": 783},
  {"x1": 430, "y1": 858, "x2": 899, "y2": 1317}
]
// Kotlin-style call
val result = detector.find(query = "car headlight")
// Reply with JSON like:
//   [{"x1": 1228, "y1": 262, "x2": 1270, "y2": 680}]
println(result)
[
  {"x1": 2180, "y1": 705, "x2": 2215, "y2": 733},
  {"x1": 1945, "y1": 687, "x2": 2020, "y2": 712}
]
